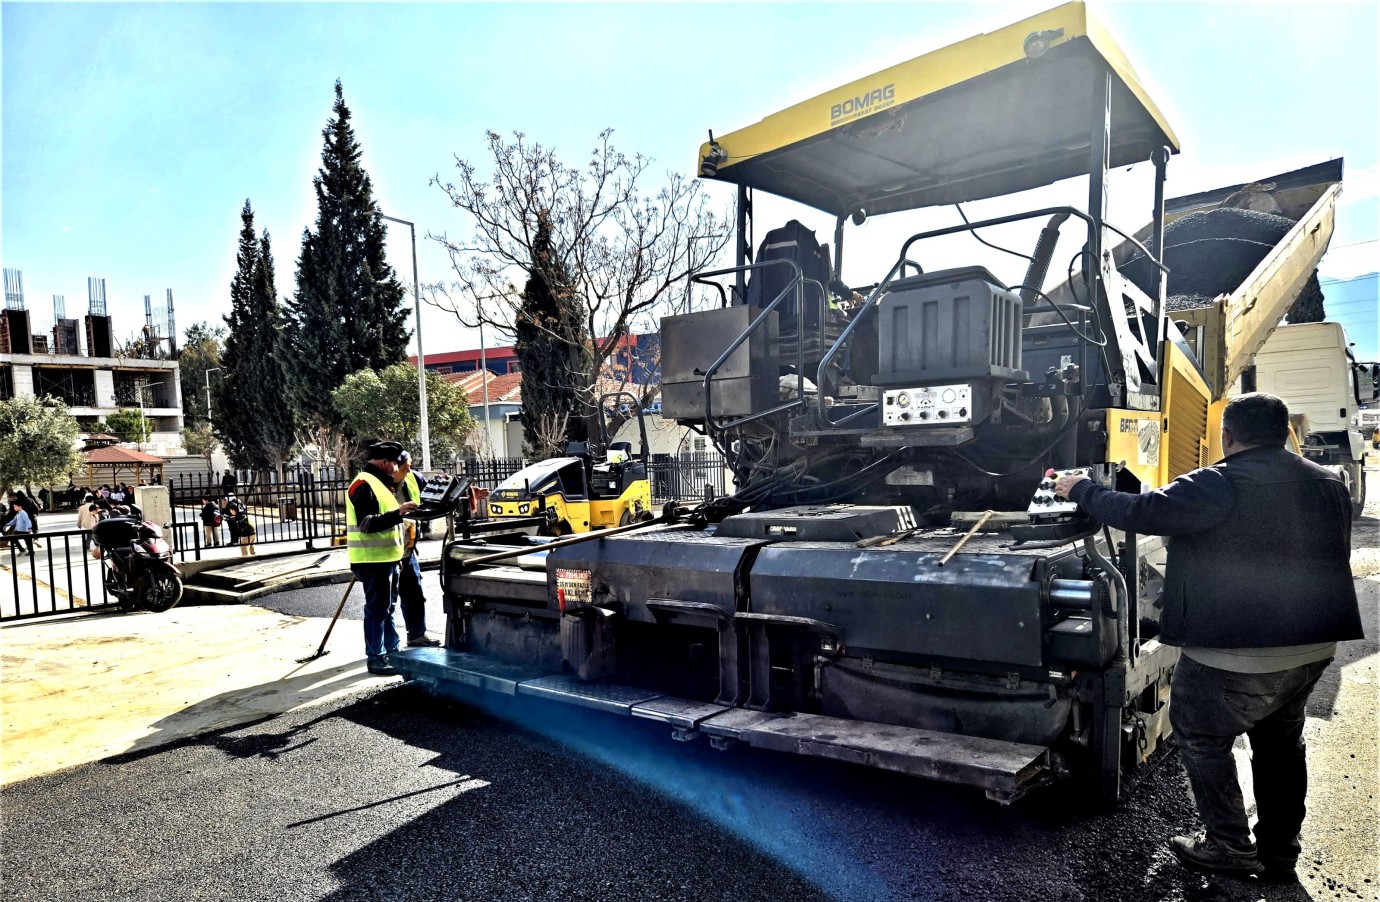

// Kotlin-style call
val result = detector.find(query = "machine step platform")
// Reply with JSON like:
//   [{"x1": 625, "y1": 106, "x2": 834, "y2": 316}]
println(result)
[{"x1": 391, "y1": 648, "x2": 1050, "y2": 800}]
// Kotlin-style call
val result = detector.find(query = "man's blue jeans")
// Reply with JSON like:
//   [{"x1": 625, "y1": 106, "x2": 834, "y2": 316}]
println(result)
[
  {"x1": 352, "y1": 562, "x2": 400, "y2": 661},
  {"x1": 1169, "y1": 654, "x2": 1331, "y2": 865},
  {"x1": 397, "y1": 551, "x2": 427, "y2": 639}
]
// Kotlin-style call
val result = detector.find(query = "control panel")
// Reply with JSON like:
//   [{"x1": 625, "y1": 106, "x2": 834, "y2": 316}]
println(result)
[
  {"x1": 1027, "y1": 467, "x2": 1090, "y2": 518},
  {"x1": 882, "y1": 383, "x2": 972, "y2": 426},
  {"x1": 412, "y1": 474, "x2": 470, "y2": 520}
]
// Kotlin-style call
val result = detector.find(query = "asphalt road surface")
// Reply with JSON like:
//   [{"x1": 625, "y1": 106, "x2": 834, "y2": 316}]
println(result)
[
  {"x1": 5, "y1": 488, "x2": 1377, "y2": 902},
  {"x1": 3, "y1": 669, "x2": 1370, "y2": 902},
  {"x1": 254, "y1": 571, "x2": 448, "y2": 626}
]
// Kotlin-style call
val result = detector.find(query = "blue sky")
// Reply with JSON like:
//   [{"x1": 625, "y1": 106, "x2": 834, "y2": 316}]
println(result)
[{"x1": 4, "y1": 2, "x2": 1377, "y2": 361}]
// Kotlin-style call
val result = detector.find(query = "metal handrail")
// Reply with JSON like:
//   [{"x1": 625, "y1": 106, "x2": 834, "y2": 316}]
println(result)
[
  {"x1": 693, "y1": 259, "x2": 807, "y2": 443},
  {"x1": 812, "y1": 204, "x2": 1168, "y2": 429}
]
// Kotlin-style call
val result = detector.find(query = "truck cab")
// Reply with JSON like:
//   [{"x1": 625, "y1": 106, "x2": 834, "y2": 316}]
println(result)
[{"x1": 1252, "y1": 322, "x2": 1376, "y2": 515}]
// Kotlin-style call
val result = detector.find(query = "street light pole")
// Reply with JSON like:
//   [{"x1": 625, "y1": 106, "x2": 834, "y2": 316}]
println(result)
[
  {"x1": 380, "y1": 214, "x2": 431, "y2": 472},
  {"x1": 480, "y1": 316, "x2": 491, "y2": 461},
  {"x1": 204, "y1": 366, "x2": 222, "y2": 423}
]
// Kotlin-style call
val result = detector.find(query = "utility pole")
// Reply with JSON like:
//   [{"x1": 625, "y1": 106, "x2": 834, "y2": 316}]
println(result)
[
  {"x1": 381, "y1": 214, "x2": 431, "y2": 471},
  {"x1": 480, "y1": 314, "x2": 491, "y2": 461}
]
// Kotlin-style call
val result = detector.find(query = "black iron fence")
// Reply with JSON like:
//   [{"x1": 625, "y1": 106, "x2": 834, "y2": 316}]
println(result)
[
  {"x1": 649, "y1": 452, "x2": 728, "y2": 503},
  {"x1": 166, "y1": 471, "x2": 352, "y2": 562},
  {"x1": 451, "y1": 457, "x2": 526, "y2": 487},
  {"x1": 1, "y1": 529, "x2": 117, "y2": 621},
  {"x1": 2, "y1": 455, "x2": 734, "y2": 619}
]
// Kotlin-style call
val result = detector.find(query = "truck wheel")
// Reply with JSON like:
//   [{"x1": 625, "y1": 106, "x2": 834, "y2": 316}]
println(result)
[{"x1": 619, "y1": 510, "x2": 633, "y2": 527}]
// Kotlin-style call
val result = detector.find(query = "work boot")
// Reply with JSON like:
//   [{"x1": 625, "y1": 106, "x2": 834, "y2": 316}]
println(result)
[
  {"x1": 366, "y1": 657, "x2": 399, "y2": 677},
  {"x1": 407, "y1": 633, "x2": 441, "y2": 648},
  {"x1": 1256, "y1": 854, "x2": 1299, "y2": 884},
  {"x1": 1169, "y1": 834, "x2": 1262, "y2": 876}
]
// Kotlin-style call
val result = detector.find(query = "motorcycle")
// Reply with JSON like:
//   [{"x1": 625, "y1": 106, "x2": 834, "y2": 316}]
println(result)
[{"x1": 92, "y1": 516, "x2": 184, "y2": 613}]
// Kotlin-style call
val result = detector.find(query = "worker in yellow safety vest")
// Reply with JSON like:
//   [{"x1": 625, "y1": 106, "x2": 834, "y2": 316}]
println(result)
[
  {"x1": 393, "y1": 450, "x2": 439, "y2": 649},
  {"x1": 346, "y1": 441, "x2": 418, "y2": 676}
]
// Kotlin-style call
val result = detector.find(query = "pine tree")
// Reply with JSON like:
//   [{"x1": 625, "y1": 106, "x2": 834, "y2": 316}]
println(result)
[
  {"x1": 515, "y1": 212, "x2": 590, "y2": 458},
  {"x1": 215, "y1": 200, "x2": 296, "y2": 470},
  {"x1": 253, "y1": 230, "x2": 297, "y2": 466},
  {"x1": 283, "y1": 80, "x2": 409, "y2": 428}
]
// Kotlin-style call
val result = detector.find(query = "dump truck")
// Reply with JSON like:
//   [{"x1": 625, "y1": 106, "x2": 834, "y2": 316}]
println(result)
[
  {"x1": 1251, "y1": 322, "x2": 1374, "y2": 514},
  {"x1": 396, "y1": 1, "x2": 1350, "y2": 805}
]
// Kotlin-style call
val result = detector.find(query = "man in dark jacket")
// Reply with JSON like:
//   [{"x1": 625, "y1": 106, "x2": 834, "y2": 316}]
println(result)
[
  {"x1": 220, "y1": 469, "x2": 237, "y2": 498},
  {"x1": 1055, "y1": 393, "x2": 1363, "y2": 882},
  {"x1": 199, "y1": 496, "x2": 221, "y2": 547}
]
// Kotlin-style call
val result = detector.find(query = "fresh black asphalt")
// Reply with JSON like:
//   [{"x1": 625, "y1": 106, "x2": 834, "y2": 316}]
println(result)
[{"x1": 3, "y1": 581, "x2": 1371, "y2": 901}]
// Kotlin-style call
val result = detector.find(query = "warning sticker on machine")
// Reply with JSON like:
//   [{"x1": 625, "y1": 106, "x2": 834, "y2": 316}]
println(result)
[{"x1": 555, "y1": 568, "x2": 592, "y2": 610}]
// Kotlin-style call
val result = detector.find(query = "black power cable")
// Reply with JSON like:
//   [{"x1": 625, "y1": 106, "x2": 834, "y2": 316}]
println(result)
[{"x1": 954, "y1": 204, "x2": 1035, "y2": 262}]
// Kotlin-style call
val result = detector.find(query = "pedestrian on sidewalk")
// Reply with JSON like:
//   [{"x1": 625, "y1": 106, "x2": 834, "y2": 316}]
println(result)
[
  {"x1": 228, "y1": 500, "x2": 255, "y2": 556},
  {"x1": 3, "y1": 499, "x2": 34, "y2": 555},
  {"x1": 393, "y1": 450, "x2": 439, "y2": 648},
  {"x1": 14, "y1": 490, "x2": 39, "y2": 538},
  {"x1": 1055, "y1": 393, "x2": 1363, "y2": 883},
  {"x1": 221, "y1": 469, "x2": 237, "y2": 499},
  {"x1": 77, "y1": 497, "x2": 101, "y2": 552},
  {"x1": 199, "y1": 496, "x2": 222, "y2": 548},
  {"x1": 346, "y1": 441, "x2": 418, "y2": 676}
]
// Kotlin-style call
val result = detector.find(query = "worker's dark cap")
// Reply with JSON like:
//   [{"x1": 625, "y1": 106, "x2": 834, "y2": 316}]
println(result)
[{"x1": 364, "y1": 441, "x2": 405, "y2": 462}]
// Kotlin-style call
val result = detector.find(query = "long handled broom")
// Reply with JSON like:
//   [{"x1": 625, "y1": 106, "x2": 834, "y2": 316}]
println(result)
[{"x1": 296, "y1": 576, "x2": 356, "y2": 663}]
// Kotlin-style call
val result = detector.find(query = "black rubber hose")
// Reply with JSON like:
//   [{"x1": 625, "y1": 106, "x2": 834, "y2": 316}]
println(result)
[{"x1": 1019, "y1": 212, "x2": 1070, "y2": 306}]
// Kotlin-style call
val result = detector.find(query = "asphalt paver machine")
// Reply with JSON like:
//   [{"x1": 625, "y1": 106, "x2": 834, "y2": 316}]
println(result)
[{"x1": 395, "y1": 2, "x2": 1333, "y2": 804}]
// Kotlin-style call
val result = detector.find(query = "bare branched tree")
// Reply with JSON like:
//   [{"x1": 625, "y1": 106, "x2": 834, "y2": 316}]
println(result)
[
  {"x1": 428, "y1": 129, "x2": 731, "y2": 414},
  {"x1": 301, "y1": 424, "x2": 356, "y2": 476},
  {"x1": 527, "y1": 408, "x2": 572, "y2": 463}
]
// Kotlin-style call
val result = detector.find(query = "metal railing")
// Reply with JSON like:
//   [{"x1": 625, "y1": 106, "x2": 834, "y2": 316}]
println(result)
[
  {"x1": 452, "y1": 457, "x2": 526, "y2": 487},
  {"x1": 1, "y1": 528, "x2": 115, "y2": 621},
  {"x1": 166, "y1": 471, "x2": 352, "y2": 562},
  {"x1": 649, "y1": 452, "x2": 728, "y2": 503},
  {"x1": 2, "y1": 455, "x2": 735, "y2": 619}
]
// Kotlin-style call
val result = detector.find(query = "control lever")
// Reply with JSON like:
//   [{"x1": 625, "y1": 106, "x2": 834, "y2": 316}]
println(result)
[
  {"x1": 1026, "y1": 467, "x2": 1089, "y2": 518},
  {"x1": 407, "y1": 474, "x2": 471, "y2": 522},
  {"x1": 1010, "y1": 468, "x2": 1097, "y2": 546}
]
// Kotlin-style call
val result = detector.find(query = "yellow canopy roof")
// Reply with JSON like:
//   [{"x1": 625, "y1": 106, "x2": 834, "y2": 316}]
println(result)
[{"x1": 698, "y1": 2, "x2": 1179, "y2": 216}]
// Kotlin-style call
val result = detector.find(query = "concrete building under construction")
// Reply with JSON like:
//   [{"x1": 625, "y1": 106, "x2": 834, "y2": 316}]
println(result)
[{"x1": 0, "y1": 269, "x2": 184, "y2": 454}]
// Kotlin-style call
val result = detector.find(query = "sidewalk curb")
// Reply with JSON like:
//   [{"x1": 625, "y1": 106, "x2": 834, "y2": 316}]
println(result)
[{"x1": 181, "y1": 551, "x2": 443, "y2": 605}]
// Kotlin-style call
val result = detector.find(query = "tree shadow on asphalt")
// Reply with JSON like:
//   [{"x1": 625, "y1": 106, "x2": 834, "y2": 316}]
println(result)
[
  {"x1": 103, "y1": 659, "x2": 388, "y2": 764},
  {"x1": 289, "y1": 685, "x2": 1324, "y2": 902},
  {"x1": 85, "y1": 671, "x2": 1331, "y2": 902}
]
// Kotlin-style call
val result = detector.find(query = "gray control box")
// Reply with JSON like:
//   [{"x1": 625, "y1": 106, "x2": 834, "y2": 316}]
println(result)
[
  {"x1": 874, "y1": 266, "x2": 1025, "y2": 387},
  {"x1": 661, "y1": 305, "x2": 778, "y2": 422}
]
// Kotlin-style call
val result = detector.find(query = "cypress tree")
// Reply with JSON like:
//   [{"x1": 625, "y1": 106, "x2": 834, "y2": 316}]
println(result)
[
  {"x1": 515, "y1": 212, "x2": 590, "y2": 458},
  {"x1": 284, "y1": 80, "x2": 409, "y2": 428},
  {"x1": 215, "y1": 200, "x2": 296, "y2": 470},
  {"x1": 253, "y1": 230, "x2": 297, "y2": 466}
]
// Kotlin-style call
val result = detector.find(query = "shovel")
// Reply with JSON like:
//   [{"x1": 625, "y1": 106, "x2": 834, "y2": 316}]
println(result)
[{"x1": 296, "y1": 576, "x2": 356, "y2": 663}]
